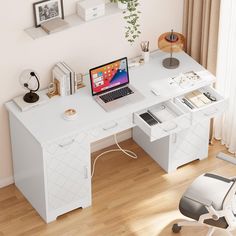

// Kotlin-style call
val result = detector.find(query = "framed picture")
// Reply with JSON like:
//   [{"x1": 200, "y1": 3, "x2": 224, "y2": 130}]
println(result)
[{"x1": 33, "y1": 0, "x2": 64, "y2": 27}]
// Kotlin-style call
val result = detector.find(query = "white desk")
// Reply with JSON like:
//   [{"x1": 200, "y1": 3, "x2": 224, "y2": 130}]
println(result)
[{"x1": 5, "y1": 51, "x2": 226, "y2": 223}]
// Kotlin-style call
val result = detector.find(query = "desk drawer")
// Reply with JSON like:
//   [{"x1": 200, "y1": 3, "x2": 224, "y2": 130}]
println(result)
[
  {"x1": 44, "y1": 131, "x2": 90, "y2": 156},
  {"x1": 174, "y1": 86, "x2": 227, "y2": 124},
  {"x1": 89, "y1": 114, "x2": 134, "y2": 141},
  {"x1": 133, "y1": 100, "x2": 191, "y2": 142}
]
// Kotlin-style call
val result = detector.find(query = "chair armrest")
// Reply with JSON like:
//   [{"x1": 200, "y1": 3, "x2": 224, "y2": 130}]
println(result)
[
  {"x1": 185, "y1": 192, "x2": 221, "y2": 221},
  {"x1": 185, "y1": 192, "x2": 213, "y2": 207}
]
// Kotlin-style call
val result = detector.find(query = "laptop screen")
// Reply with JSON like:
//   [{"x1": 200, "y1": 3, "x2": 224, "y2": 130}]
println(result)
[{"x1": 89, "y1": 57, "x2": 129, "y2": 96}]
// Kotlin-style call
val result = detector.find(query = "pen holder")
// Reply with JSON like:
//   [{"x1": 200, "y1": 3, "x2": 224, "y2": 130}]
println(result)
[{"x1": 141, "y1": 51, "x2": 150, "y2": 63}]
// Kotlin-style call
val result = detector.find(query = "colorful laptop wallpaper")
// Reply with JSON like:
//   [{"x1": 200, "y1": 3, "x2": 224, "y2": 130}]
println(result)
[{"x1": 90, "y1": 58, "x2": 129, "y2": 95}]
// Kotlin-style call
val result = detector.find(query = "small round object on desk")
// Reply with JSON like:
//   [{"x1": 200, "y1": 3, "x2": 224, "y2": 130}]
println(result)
[{"x1": 63, "y1": 108, "x2": 78, "y2": 121}]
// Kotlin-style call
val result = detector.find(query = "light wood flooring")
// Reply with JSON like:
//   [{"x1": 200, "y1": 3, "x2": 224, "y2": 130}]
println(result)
[{"x1": 0, "y1": 139, "x2": 236, "y2": 236}]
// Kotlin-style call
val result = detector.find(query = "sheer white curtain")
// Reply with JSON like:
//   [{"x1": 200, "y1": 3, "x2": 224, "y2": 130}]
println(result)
[{"x1": 214, "y1": 0, "x2": 236, "y2": 154}]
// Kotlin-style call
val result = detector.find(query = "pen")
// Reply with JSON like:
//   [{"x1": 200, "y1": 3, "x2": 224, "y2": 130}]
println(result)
[
  {"x1": 140, "y1": 41, "x2": 149, "y2": 52},
  {"x1": 182, "y1": 98, "x2": 195, "y2": 109}
]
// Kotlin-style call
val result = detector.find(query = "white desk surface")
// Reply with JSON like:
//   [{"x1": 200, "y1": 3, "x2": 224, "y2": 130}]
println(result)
[{"x1": 5, "y1": 51, "x2": 215, "y2": 144}]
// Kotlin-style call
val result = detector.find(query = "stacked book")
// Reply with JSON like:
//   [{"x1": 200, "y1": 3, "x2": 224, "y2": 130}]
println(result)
[
  {"x1": 41, "y1": 18, "x2": 69, "y2": 34},
  {"x1": 13, "y1": 90, "x2": 49, "y2": 112},
  {"x1": 52, "y1": 62, "x2": 77, "y2": 96}
]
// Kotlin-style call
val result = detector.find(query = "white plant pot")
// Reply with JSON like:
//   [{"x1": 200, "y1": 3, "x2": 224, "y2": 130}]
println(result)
[{"x1": 118, "y1": 1, "x2": 127, "y2": 10}]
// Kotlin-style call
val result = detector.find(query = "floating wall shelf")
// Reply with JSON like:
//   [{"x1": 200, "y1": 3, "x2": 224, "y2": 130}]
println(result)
[{"x1": 25, "y1": 3, "x2": 121, "y2": 40}]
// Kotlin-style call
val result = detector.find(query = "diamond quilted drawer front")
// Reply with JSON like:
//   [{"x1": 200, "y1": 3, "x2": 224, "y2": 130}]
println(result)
[
  {"x1": 44, "y1": 131, "x2": 90, "y2": 155},
  {"x1": 175, "y1": 86, "x2": 227, "y2": 124},
  {"x1": 133, "y1": 100, "x2": 191, "y2": 142}
]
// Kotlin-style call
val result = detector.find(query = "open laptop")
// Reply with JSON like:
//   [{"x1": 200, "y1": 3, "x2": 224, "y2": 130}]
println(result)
[{"x1": 89, "y1": 57, "x2": 144, "y2": 112}]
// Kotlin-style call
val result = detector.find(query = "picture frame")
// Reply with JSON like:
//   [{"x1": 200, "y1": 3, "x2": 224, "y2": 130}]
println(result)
[{"x1": 33, "y1": 0, "x2": 64, "y2": 27}]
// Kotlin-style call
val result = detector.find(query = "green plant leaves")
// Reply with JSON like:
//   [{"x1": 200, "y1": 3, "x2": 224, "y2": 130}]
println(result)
[{"x1": 111, "y1": 0, "x2": 141, "y2": 44}]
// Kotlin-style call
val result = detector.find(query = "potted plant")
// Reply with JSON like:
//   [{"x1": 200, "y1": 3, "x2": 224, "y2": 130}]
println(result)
[{"x1": 110, "y1": 0, "x2": 141, "y2": 44}]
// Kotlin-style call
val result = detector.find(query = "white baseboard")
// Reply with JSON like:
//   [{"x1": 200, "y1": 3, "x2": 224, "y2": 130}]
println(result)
[
  {"x1": 0, "y1": 176, "x2": 14, "y2": 188},
  {"x1": 91, "y1": 129, "x2": 132, "y2": 153},
  {"x1": 0, "y1": 129, "x2": 132, "y2": 188}
]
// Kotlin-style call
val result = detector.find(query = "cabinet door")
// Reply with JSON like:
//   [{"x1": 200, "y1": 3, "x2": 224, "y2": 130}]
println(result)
[
  {"x1": 169, "y1": 120, "x2": 210, "y2": 171},
  {"x1": 44, "y1": 131, "x2": 91, "y2": 211}
]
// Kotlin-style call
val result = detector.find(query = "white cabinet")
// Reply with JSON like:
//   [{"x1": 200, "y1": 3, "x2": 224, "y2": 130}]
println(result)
[
  {"x1": 6, "y1": 52, "x2": 226, "y2": 223},
  {"x1": 132, "y1": 85, "x2": 226, "y2": 173},
  {"x1": 7, "y1": 110, "x2": 133, "y2": 223},
  {"x1": 7, "y1": 85, "x2": 226, "y2": 222},
  {"x1": 8, "y1": 111, "x2": 92, "y2": 223},
  {"x1": 133, "y1": 120, "x2": 210, "y2": 173}
]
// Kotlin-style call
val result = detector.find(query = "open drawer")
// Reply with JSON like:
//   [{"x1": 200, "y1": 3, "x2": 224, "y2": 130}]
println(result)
[
  {"x1": 133, "y1": 100, "x2": 191, "y2": 142},
  {"x1": 174, "y1": 86, "x2": 227, "y2": 124}
]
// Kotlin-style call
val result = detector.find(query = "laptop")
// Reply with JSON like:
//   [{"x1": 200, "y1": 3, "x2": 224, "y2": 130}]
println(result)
[{"x1": 89, "y1": 57, "x2": 144, "y2": 112}]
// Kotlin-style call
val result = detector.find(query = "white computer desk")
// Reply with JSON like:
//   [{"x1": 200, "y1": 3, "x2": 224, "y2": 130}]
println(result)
[{"x1": 5, "y1": 51, "x2": 226, "y2": 223}]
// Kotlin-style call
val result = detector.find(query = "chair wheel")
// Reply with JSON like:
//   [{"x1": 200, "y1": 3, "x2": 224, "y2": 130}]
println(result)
[{"x1": 172, "y1": 223, "x2": 182, "y2": 233}]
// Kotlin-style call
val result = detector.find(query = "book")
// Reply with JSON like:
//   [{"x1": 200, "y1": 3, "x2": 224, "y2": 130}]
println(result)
[
  {"x1": 41, "y1": 18, "x2": 69, "y2": 34},
  {"x1": 56, "y1": 63, "x2": 71, "y2": 96},
  {"x1": 61, "y1": 62, "x2": 75, "y2": 94},
  {"x1": 13, "y1": 90, "x2": 49, "y2": 112},
  {"x1": 52, "y1": 62, "x2": 78, "y2": 96},
  {"x1": 52, "y1": 66, "x2": 67, "y2": 96}
]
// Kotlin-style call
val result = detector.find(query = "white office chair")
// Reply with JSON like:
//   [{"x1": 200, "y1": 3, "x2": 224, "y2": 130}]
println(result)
[{"x1": 172, "y1": 173, "x2": 236, "y2": 236}]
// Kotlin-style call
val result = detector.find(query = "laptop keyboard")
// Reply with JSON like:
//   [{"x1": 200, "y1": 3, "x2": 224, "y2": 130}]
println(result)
[{"x1": 100, "y1": 87, "x2": 134, "y2": 103}]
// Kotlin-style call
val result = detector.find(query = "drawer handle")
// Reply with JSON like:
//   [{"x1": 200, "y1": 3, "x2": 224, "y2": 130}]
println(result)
[
  {"x1": 59, "y1": 139, "x2": 75, "y2": 148},
  {"x1": 93, "y1": 13, "x2": 97, "y2": 17},
  {"x1": 84, "y1": 166, "x2": 88, "y2": 179},
  {"x1": 102, "y1": 122, "x2": 118, "y2": 131},
  {"x1": 204, "y1": 108, "x2": 218, "y2": 116},
  {"x1": 92, "y1": 7, "x2": 98, "y2": 11},
  {"x1": 162, "y1": 123, "x2": 178, "y2": 132}
]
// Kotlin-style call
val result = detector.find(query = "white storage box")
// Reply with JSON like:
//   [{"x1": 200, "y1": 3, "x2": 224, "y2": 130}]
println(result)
[{"x1": 77, "y1": 0, "x2": 105, "y2": 21}]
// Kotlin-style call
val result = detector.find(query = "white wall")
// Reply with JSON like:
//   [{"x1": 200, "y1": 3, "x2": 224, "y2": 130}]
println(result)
[{"x1": 0, "y1": 0, "x2": 184, "y2": 187}]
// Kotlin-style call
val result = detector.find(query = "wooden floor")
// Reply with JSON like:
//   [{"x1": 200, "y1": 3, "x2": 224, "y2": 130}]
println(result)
[{"x1": 1, "y1": 139, "x2": 236, "y2": 236}]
